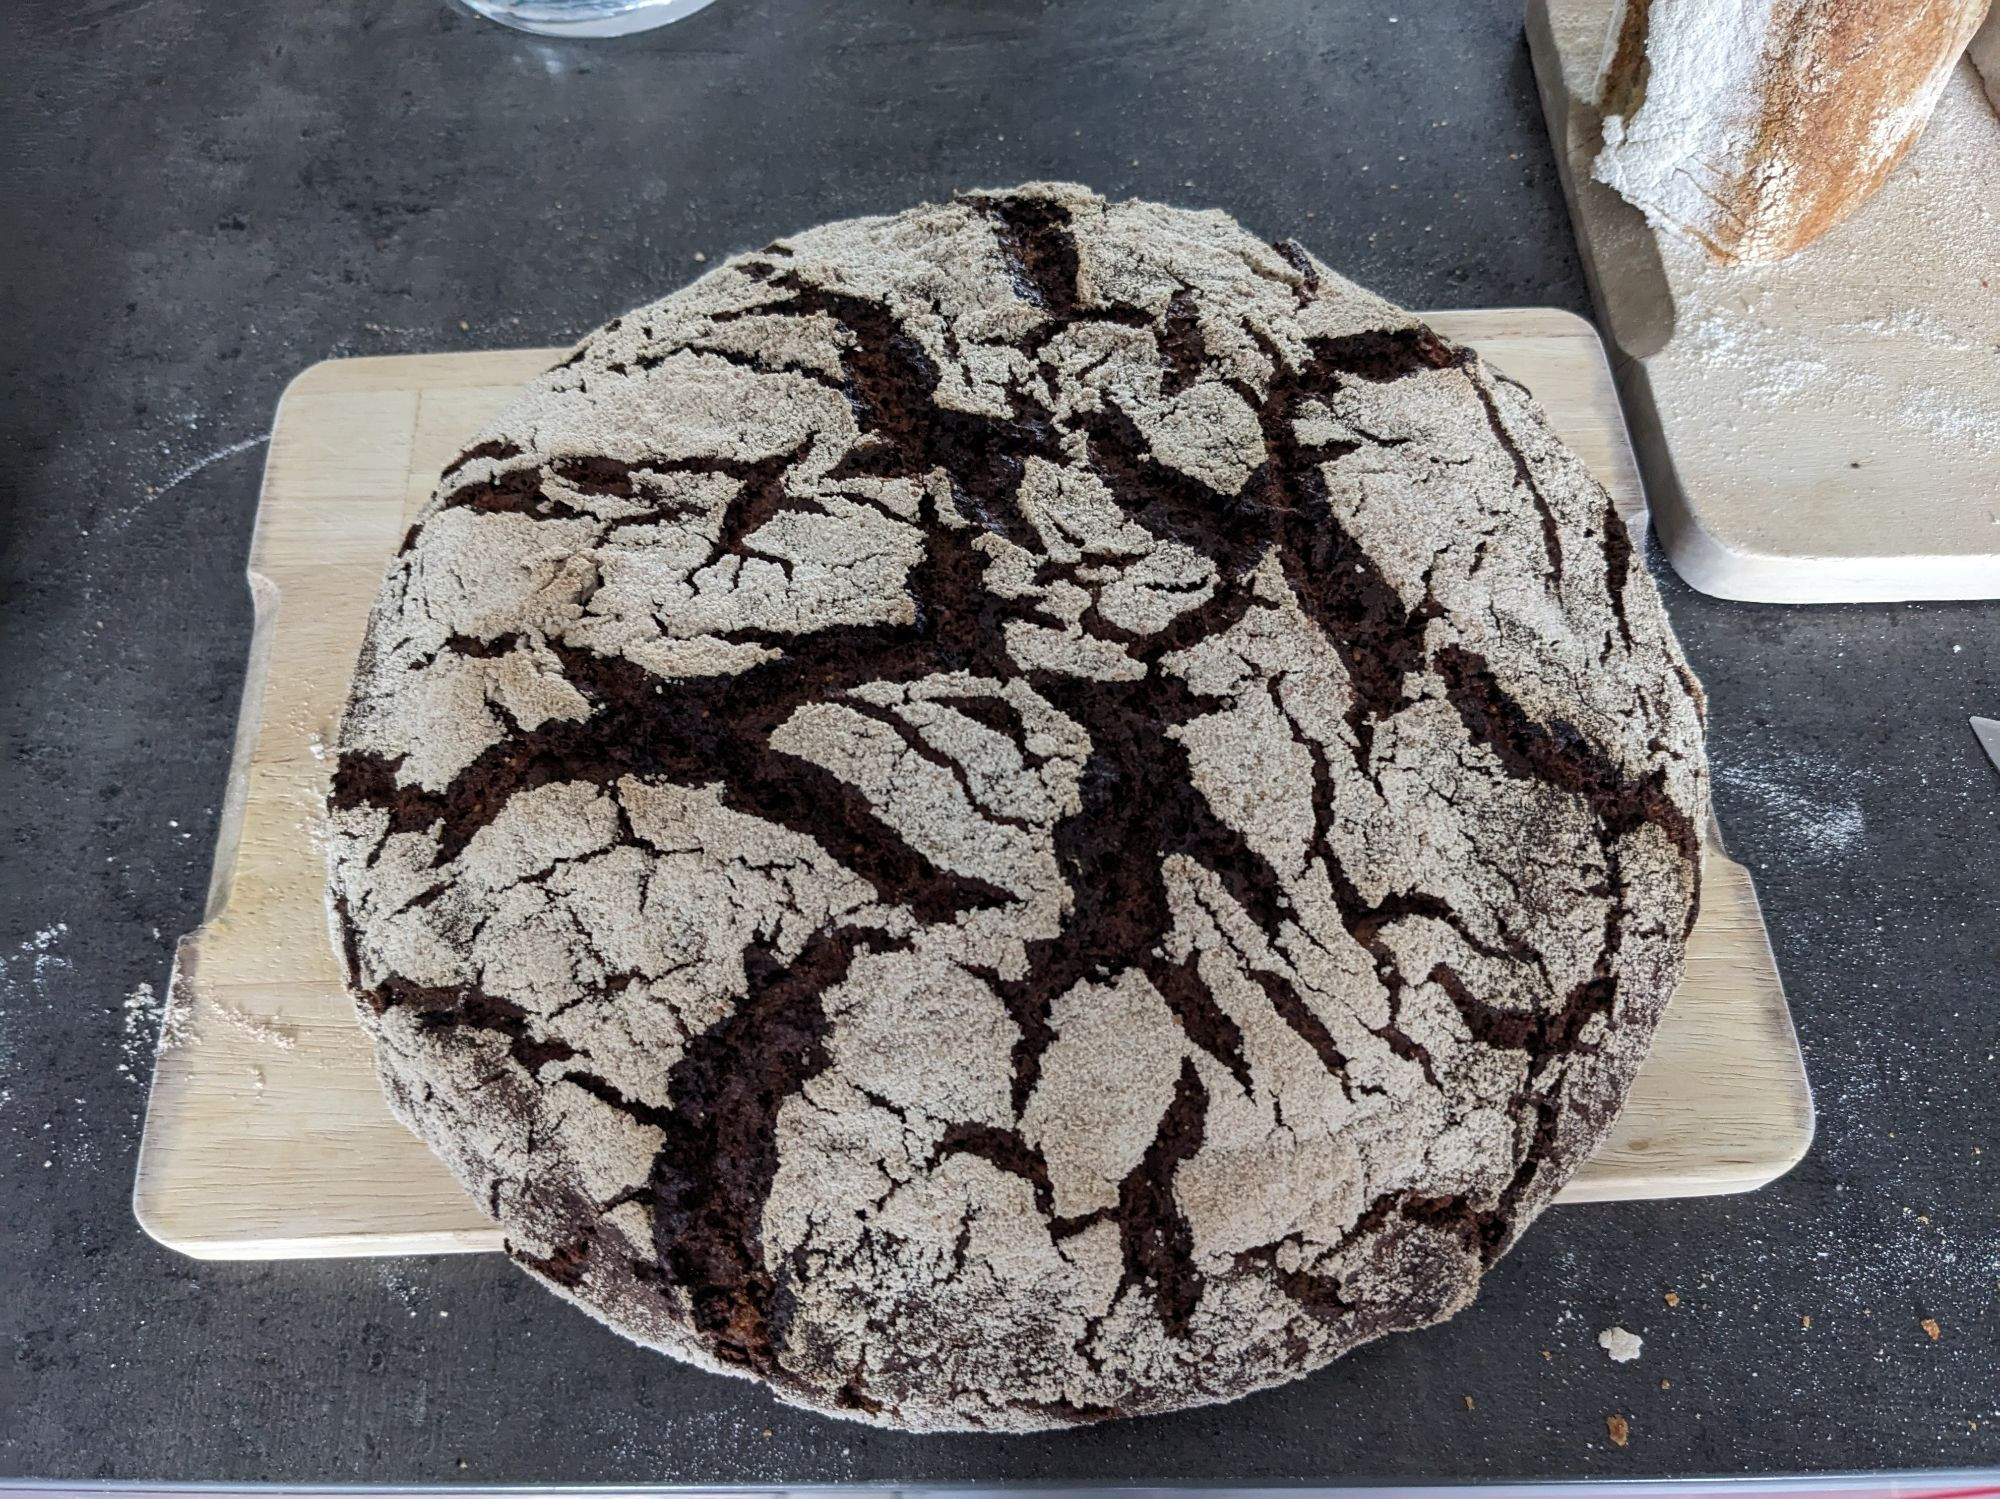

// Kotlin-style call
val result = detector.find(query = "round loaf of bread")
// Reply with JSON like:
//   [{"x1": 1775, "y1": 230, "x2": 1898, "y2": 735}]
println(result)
[{"x1": 326, "y1": 183, "x2": 1708, "y2": 1431}]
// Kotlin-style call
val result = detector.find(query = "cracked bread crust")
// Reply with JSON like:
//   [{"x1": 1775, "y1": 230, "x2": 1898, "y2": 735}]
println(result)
[{"x1": 326, "y1": 183, "x2": 1708, "y2": 1432}]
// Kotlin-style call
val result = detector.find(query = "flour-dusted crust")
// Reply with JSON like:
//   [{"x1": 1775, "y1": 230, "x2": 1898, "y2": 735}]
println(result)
[
  {"x1": 1592, "y1": 0, "x2": 1990, "y2": 265},
  {"x1": 327, "y1": 184, "x2": 1709, "y2": 1431}
]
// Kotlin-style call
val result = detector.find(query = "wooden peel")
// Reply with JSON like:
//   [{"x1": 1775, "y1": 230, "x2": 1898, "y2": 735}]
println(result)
[{"x1": 132, "y1": 319, "x2": 1814, "y2": 1260}]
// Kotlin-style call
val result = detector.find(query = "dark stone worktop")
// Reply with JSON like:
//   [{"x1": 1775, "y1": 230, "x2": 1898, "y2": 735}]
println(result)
[{"x1": 3, "y1": 0, "x2": 1995, "y2": 1481}]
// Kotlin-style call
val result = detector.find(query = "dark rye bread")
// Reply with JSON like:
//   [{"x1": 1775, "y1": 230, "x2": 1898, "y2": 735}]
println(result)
[{"x1": 326, "y1": 183, "x2": 1708, "y2": 1431}]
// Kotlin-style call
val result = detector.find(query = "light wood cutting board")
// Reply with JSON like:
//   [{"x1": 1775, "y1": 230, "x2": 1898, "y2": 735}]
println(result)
[
  {"x1": 1527, "y1": 0, "x2": 2000, "y2": 604},
  {"x1": 133, "y1": 311, "x2": 1814, "y2": 1261}
]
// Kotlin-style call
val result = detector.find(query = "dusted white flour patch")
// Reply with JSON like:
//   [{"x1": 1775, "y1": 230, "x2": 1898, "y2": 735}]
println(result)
[{"x1": 328, "y1": 183, "x2": 1708, "y2": 1432}]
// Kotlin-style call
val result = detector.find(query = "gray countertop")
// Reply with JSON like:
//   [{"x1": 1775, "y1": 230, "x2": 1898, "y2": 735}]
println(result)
[{"x1": 3, "y1": 0, "x2": 1997, "y2": 1483}]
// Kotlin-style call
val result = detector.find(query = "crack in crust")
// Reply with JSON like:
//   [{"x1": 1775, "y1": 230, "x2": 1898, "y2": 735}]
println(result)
[{"x1": 326, "y1": 182, "x2": 1708, "y2": 1433}]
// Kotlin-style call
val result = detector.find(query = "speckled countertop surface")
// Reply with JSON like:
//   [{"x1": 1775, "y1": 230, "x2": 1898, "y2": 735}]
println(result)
[{"x1": 2, "y1": 0, "x2": 1997, "y2": 1483}]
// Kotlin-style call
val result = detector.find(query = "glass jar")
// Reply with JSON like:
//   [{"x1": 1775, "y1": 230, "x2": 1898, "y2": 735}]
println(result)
[{"x1": 456, "y1": 0, "x2": 720, "y2": 38}]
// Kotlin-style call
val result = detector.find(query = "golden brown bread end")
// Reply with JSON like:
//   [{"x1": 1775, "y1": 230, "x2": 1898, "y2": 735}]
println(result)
[{"x1": 1593, "y1": 0, "x2": 1991, "y2": 264}]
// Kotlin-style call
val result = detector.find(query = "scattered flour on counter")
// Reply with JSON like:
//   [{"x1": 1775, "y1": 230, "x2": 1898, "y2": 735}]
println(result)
[
  {"x1": 119, "y1": 983, "x2": 162, "y2": 1083},
  {"x1": 120, "y1": 980, "x2": 192, "y2": 1082},
  {"x1": 1, "y1": 925, "x2": 77, "y2": 1112},
  {"x1": 376, "y1": 1264, "x2": 429, "y2": 1316},
  {"x1": 1599, "y1": 1326, "x2": 1644, "y2": 1362},
  {"x1": 146, "y1": 433, "x2": 268, "y2": 500},
  {"x1": 1712, "y1": 749, "x2": 1867, "y2": 862}
]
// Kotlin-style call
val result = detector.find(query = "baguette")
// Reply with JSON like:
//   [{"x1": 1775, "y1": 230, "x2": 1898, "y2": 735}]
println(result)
[{"x1": 1593, "y1": 0, "x2": 1992, "y2": 264}]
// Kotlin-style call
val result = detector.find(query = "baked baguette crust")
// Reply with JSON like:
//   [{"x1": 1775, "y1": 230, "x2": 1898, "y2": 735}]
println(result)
[{"x1": 1593, "y1": 0, "x2": 1991, "y2": 264}]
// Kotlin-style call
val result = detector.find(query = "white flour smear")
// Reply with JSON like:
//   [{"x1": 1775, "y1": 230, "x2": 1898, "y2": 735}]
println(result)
[
  {"x1": 0, "y1": 925, "x2": 74, "y2": 1113},
  {"x1": 1713, "y1": 754, "x2": 1867, "y2": 863},
  {"x1": 2, "y1": 923, "x2": 73, "y2": 1002},
  {"x1": 148, "y1": 433, "x2": 268, "y2": 499}
]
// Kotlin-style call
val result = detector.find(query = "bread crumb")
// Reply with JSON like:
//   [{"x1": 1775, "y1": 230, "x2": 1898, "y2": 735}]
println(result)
[
  {"x1": 1663, "y1": 1290, "x2": 1679, "y2": 1307},
  {"x1": 1463, "y1": 1395, "x2": 1475, "y2": 1410},
  {"x1": 1599, "y1": 1326, "x2": 1643, "y2": 1362},
  {"x1": 1541, "y1": 1349, "x2": 1553, "y2": 1362},
  {"x1": 1801, "y1": 1314, "x2": 1812, "y2": 1329},
  {"x1": 1659, "y1": 1379, "x2": 1672, "y2": 1390},
  {"x1": 1923, "y1": 1318, "x2": 1943, "y2": 1341},
  {"x1": 1606, "y1": 1414, "x2": 1630, "y2": 1447}
]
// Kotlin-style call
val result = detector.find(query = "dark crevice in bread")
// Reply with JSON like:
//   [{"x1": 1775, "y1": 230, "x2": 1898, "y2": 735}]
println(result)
[{"x1": 646, "y1": 929, "x2": 902, "y2": 1376}]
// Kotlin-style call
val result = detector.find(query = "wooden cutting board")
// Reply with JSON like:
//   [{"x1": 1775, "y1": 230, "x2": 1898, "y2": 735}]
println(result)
[
  {"x1": 133, "y1": 311, "x2": 1814, "y2": 1261},
  {"x1": 1527, "y1": 0, "x2": 2000, "y2": 604}
]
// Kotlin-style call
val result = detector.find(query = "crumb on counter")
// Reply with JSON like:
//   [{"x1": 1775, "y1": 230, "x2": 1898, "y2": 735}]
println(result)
[{"x1": 1599, "y1": 1326, "x2": 1643, "y2": 1362}]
